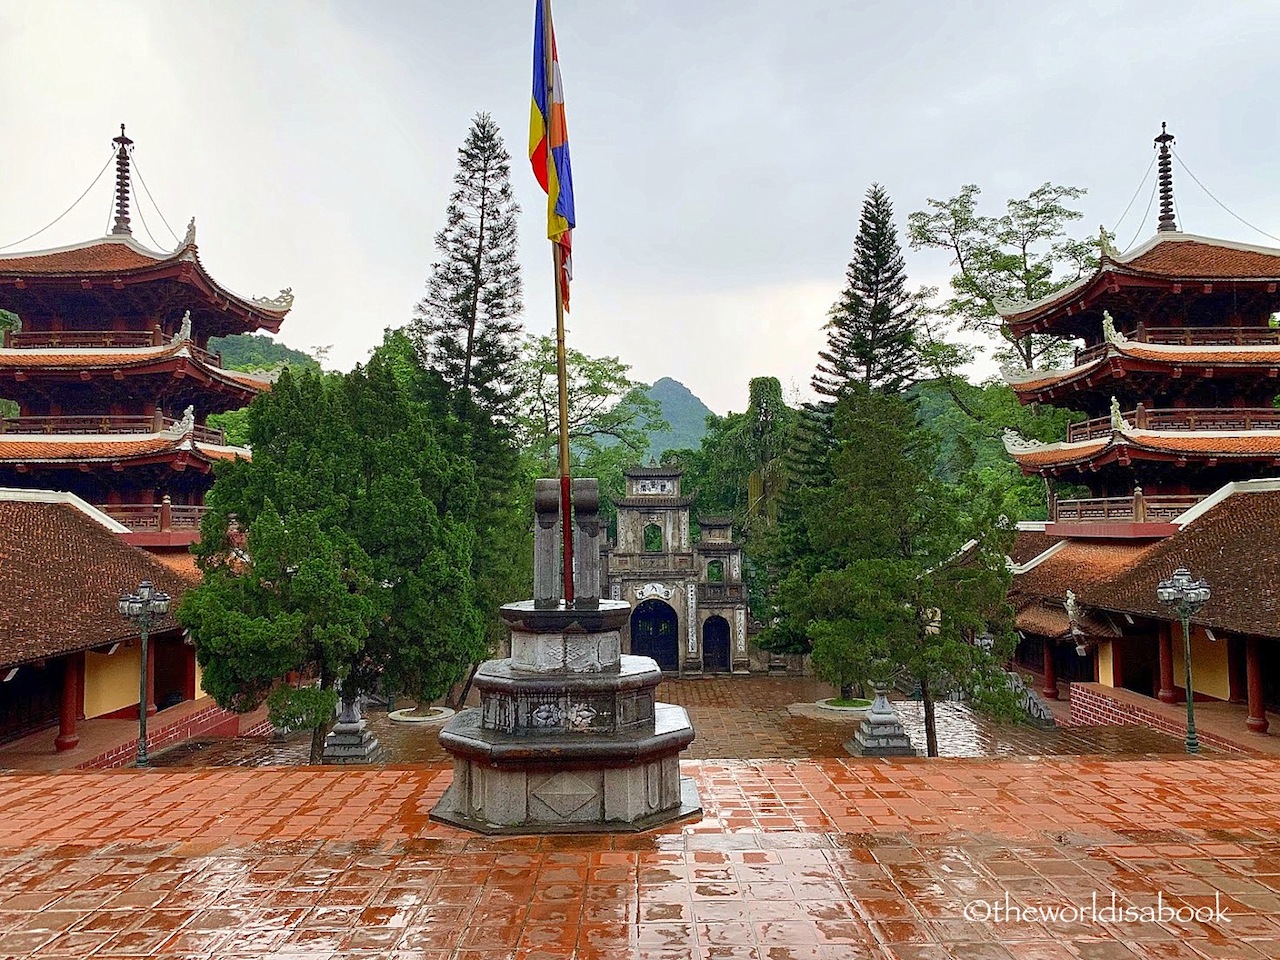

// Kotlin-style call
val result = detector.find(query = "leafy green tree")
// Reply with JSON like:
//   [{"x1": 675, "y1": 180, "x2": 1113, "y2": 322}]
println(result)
[
  {"x1": 817, "y1": 184, "x2": 928, "y2": 397},
  {"x1": 517, "y1": 335, "x2": 666, "y2": 474},
  {"x1": 179, "y1": 360, "x2": 485, "y2": 762},
  {"x1": 207, "y1": 333, "x2": 321, "y2": 373},
  {"x1": 907, "y1": 182, "x2": 1097, "y2": 371},
  {"x1": 773, "y1": 386, "x2": 1018, "y2": 755},
  {"x1": 0, "y1": 310, "x2": 18, "y2": 417},
  {"x1": 411, "y1": 112, "x2": 524, "y2": 426}
]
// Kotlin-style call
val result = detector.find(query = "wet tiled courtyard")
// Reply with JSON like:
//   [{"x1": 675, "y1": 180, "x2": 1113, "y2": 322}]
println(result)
[
  {"x1": 152, "y1": 678, "x2": 1194, "y2": 768},
  {"x1": 0, "y1": 758, "x2": 1277, "y2": 958}
]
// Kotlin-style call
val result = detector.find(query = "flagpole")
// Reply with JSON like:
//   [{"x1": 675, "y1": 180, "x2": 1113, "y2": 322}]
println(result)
[{"x1": 544, "y1": 0, "x2": 574, "y2": 604}]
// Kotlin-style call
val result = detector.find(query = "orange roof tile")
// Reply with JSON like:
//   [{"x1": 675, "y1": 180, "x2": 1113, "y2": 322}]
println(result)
[
  {"x1": 1125, "y1": 239, "x2": 1280, "y2": 279},
  {"x1": 149, "y1": 549, "x2": 203, "y2": 585},
  {"x1": 0, "y1": 436, "x2": 181, "y2": 460},
  {"x1": 0, "y1": 238, "x2": 166, "y2": 274},
  {"x1": 0, "y1": 500, "x2": 190, "y2": 666},
  {"x1": 1013, "y1": 540, "x2": 1154, "y2": 603},
  {"x1": 0, "y1": 344, "x2": 181, "y2": 368},
  {"x1": 1009, "y1": 440, "x2": 1107, "y2": 468},
  {"x1": 1122, "y1": 343, "x2": 1280, "y2": 364}
]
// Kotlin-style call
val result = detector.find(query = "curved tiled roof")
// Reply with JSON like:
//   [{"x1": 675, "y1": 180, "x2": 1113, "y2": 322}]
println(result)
[
  {"x1": 999, "y1": 233, "x2": 1280, "y2": 329},
  {"x1": 1006, "y1": 430, "x2": 1280, "y2": 473},
  {"x1": 0, "y1": 343, "x2": 271, "y2": 397},
  {"x1": 0, "y1": 498, "x2": 190, "y2": 667},
  {"x1": 0, "y1": 236, "x2": 291, "y2": 332},
  {"x1": 0, "y1": 239, "x2": 163, "y2": 273},
  {"x1": 1005, "y1": 340, "x2": 1280, "y2": 399},
  {"x1": 0, "y1": 433, "x2": 250, "y2": 467},
  {"x1": 1083, "y1": 487, "x2": 1280, "y2": 637}
]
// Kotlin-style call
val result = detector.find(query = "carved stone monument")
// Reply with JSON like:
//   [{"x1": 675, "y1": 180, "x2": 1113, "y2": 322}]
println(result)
[
  {"x1": 431, "y1": 478, "x2": 701, "y2": 833},
  {"x1": 844, "y1": 683, "x2": 917, "y2": 757}
]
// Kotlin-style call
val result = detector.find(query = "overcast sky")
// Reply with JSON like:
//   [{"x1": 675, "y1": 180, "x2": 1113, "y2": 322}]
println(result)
[{"x1": 3, "y1": 1, "x2": 1279, "y2": 413}]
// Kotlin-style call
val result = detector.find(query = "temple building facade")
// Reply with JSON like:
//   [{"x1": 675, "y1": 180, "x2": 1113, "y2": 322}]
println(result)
[
  {"x1": 0, "y1": 127, "x2": 291, "y2": 551},
  {"x1": 1002, "y1": 125, "x2": 1279, "y2": 740},
  {"x1": 603, "y1": 465, "x2": 751, "y2": 674}
]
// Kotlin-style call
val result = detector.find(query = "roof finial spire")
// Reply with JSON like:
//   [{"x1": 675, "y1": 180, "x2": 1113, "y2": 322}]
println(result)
[
  {"x1": 110, "y1": 124, "x2": 134, "y2": 236},
  {"x1": 1154, "y1": 121, "x2": 1177, "y2": 233}
]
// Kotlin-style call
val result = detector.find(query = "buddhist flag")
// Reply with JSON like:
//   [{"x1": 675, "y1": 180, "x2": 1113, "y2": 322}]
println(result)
[{"x1": 530, "y1": 0, "x2": 575, "y2": 310}]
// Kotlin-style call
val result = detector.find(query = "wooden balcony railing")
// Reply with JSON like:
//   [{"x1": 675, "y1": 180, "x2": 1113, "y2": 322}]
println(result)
[
  {"x1": 102, "y1": 501, "x2": 208, "y2": 531},
  {"x1": 1074, "y1": 324, "x2": 1280, "y2": 366},
  {"x1": 0, "y1": 414, "x2": 226, "y2": 445},
  {"x1": 697, "y1": 583, "x2": 745, "y2": 603},
  {"x1": 1067, "y1": 406, "x2": 1280, "y2": 442},
  {"x1": 1052, "y1": 492, "x2": 1202, "y2": 524},
  {"x1": 4, "y1": 329, "x2": 161, "y2": 348},
  {"x1": 1, "y1": 329, "x2": 224, "y2": 367}
]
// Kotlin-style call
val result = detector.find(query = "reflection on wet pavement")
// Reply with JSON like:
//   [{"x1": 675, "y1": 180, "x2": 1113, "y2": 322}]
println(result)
[
  {"x1": 0, "y1": 757, "x2": 1277, "y2": 958},
  {"x1": 152, "y1": 677, "x2": 1196, "y2": 768}
]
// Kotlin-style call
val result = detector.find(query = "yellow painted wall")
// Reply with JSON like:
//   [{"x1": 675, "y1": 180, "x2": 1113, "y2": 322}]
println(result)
[
  {"x1": 1096, "y1": 641, "x2": 1115, "y2": 687},
  {"x1": 194, "y1": 657, "x2": 206, "y2": 699},
  {"x1": 83, "y1": 646, "x2": 141, "y2": 719},
  {"x1": 1171, "y1": 626, "x2": 1230, "y2": 701}
]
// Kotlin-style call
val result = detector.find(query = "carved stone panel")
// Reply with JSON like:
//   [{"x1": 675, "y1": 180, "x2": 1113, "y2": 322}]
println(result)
[
  {"x1": 687, "y1": 583, "x2": 697, "y2": 654},
  {"x1": 635, "y1": 582, "x2": 674, "y2": 602},
  {"x1": 735, "y1": 607, "x2": 747, "y2": 654}
]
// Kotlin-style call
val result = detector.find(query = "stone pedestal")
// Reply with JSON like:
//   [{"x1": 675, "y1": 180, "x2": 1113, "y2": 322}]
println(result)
[
  {"x1": 323, "y1": 699, "x2": 385, "y2": 765},
  {"x1": 432, "y1": 600, "x2": 701, "y2": 833},
  {"x1": 845, "y1": 684, "x2": 916, "y2": 757}
]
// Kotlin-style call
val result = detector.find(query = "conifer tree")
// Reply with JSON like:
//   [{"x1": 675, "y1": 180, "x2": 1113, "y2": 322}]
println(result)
[
  {"x1": 411, "y1": 112, "x2": 524, "y2": 425},
  {"x1": 816, "y1": 184, "x2": 922, "y2": 398}
]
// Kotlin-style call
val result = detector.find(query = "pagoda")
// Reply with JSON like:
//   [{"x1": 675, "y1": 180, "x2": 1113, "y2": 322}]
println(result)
[
  {"x1": 1002, "y1": 124, "x2": 1280, "y2": 538},
  {"x1": 0, "y1": 127, "x2": 292, "y2": 546}
]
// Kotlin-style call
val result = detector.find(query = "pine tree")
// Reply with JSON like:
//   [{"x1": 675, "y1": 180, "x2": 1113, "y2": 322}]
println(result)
[
  {"x1": 412, "y1": 112, "x2": 524, "y2": 425},
  {"x1": 814, "y1": 184, "x2": 922, "y2": 399}
]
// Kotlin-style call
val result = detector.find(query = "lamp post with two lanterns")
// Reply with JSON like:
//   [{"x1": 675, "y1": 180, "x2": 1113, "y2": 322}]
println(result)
[
  {"x1": 117, "y1": 579, "x2": 171, "y2": 768},
  {"x1": 1156, "y1": 567, "x2": 1211, "y2": 755}
]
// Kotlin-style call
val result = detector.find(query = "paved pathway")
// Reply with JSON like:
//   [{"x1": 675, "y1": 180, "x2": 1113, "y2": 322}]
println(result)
[
  {"x1": 0, "y1": 756, "x2": 1276, "y2": 958},
  {"x1": 151, "y1": 678, "x2": 1196, "y2": 768}
]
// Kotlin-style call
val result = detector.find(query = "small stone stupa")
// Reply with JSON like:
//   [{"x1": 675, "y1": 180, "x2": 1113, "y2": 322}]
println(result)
[
  {"x1": 845, "y1": 683, "x2": 916, "y2": 757},
  {"x1": 432, "y1": 479, "x2": 701, "y2": 833}
]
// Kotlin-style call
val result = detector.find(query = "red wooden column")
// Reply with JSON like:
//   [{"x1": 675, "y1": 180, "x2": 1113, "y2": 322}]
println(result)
[
  {"x1": 1157, "y1": 626, "x2": 1177, "y2": 703},
  {"x1": 1041, "y1": 640, "x2": 1059, "y2": 699},
  {"x1": 1246, "y1": 636, "x2": 1269, "y2": 734},
  {"x1": 54, "y1": 654, "x2": 81, "y2": 752}
]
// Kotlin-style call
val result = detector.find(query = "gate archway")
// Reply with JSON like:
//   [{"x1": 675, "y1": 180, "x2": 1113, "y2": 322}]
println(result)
[
  {"x1": 702, "y1": 615, "x2": 731, "y2": 673},
  {"x1": 630, "y1": 599, "x2": 679, "y2": 671}
]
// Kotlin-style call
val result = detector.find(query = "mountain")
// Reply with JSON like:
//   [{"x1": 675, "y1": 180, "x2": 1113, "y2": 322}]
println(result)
[
  {"x1": 643, "y1": 377, "x2": 713, "y2": 457},
  {"x1": 207, "y1": 333, "x2": 319, "y2": 372}
]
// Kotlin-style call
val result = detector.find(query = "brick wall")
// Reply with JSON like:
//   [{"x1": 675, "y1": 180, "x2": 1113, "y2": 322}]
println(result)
[
  {"x1": 1069, "y1": 683, "x2": 1246, "y2": 753},
  {"x1": 77, "y1": 700, "x2": 273, "y2": 770}
]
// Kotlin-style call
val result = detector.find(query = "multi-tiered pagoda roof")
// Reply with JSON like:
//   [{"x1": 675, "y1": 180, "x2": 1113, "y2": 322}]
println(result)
[
  {"x1": 1001, "y1": 128, "x2": 1280, "y2": 537},
  {"x1": 0, "y1": 127, "x2": 292, "y2": 544}
]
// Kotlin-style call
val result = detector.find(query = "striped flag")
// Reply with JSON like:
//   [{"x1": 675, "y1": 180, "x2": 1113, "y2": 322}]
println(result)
[{"x1": 529, "y1": 0, "x2": 575, "y2": 310}]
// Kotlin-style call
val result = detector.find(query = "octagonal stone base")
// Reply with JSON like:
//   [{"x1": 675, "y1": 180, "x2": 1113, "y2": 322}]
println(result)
[{"x1": 431, "y1": 702, "x2": 701, "y2": 833}]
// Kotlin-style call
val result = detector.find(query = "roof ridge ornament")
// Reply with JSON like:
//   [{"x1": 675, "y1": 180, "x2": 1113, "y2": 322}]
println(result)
[
  {"x1": 1098, "y1": 225, "x2": 1118, "y2": 261},
  {"x1": 1155, "y1": 122, "x2": 1178, "y2": 233},
  {"x1": 1002, "y1": 428, "x2": 1046, "y2": 454},
  {"x1": 182, "y1": 217, "x2": 196, "y2": 248},
  {"x1": 1102, "y1": 311, "x2": 1128, "y2": 346},
  {"x1": 252, "y1": 287, "x2": 294, "y2": 310},
  {"x1": 110, "y1": 124, "x2": 134, "y2": 237},
  {"x1": 1109, "y1": 396, "x2": 1133, "y2": 433},
  {"x1": 162, "y1": 405, "x2": 196, "y2": 437},
  {"x1": 170, "y1": 310, "x2": 192, "y2": 345}
]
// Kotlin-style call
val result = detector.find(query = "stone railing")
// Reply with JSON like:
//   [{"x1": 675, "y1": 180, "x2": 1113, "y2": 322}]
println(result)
[
  {"x1": 697, "y1": 583, "x2": 745, "y2": 603},
  {"x1": 0, "y1": 414, "x2": 225, "y2": 444},
  {"x1": 1067, "y1": 406, "x2": 1280, "y2": 442},
  {"x1": 1052, "y1": 492, "x2": 1202, "y2": 524}
]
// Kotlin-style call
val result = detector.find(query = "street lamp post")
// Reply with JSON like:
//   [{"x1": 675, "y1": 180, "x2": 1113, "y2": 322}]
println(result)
[
  {"x1": 117, "y1": 579, "x2": 171, "y2": 767},
  {"x1": 1156, "y1": 567, "x2": 1211, "y2": 755}
]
